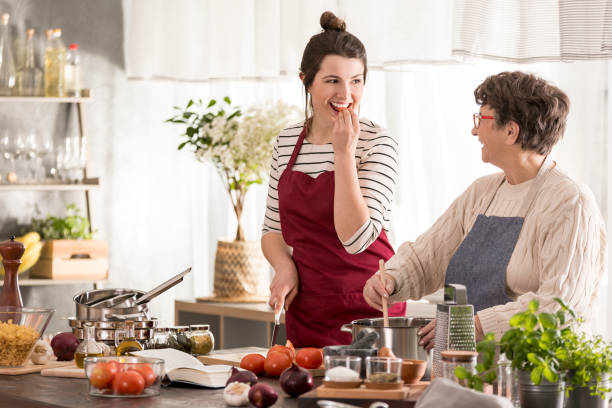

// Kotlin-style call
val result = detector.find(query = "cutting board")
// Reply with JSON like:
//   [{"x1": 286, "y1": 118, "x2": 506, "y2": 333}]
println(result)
[
  {"x1": 316, "y1": 381, "x2": 429, "y2": 400},
  {"x1": 41, "y1": 363, "x2": 87, "y2": 379},
  {"x1": 198, "y1": 348, "x2": 326, "y2": 377},
  {"x1": 0, "y1": 361, "x2": 73, "y2": 376}
]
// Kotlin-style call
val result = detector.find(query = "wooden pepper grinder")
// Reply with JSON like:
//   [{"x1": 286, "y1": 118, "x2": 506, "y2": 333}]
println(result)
[{"x1": 0, "y1": 235, "x2": 25, "y2": 308}]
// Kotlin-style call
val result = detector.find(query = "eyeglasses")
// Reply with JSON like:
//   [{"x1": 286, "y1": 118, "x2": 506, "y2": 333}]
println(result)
[{"x1": 473, "y1": 113, "x2": 495, "y2": 129}]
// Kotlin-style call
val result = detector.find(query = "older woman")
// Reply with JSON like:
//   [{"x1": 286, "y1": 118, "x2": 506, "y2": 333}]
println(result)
[{"x1": 363, "y1": 71, "x2": 607, "y2": 347}]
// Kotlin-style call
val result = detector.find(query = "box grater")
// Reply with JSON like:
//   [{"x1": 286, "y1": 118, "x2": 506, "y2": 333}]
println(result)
[{"x1": 432, "y1": 284, "x2": 476, "y2": 378}]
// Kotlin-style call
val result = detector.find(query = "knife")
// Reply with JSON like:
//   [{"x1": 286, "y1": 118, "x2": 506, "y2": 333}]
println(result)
[{"x1": 270, "y1": 298, "x2": 285, "y2": 347}]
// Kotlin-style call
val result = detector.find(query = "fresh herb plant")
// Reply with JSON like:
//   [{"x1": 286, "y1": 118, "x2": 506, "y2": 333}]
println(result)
[
  {"x1": 454, "y1": 332, "x2": 497, "y2": 391},
  {"x1": 30, "y1": 203, "x2": 93, "y2": 240}
]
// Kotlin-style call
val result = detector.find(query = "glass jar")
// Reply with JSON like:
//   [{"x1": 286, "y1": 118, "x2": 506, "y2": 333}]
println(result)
[
  {"x1": 365, "y1": 357, "x2": 402, "y2": 384},
  {"x1": 151, "y1": 327, "x2": 171, "y2": 349},
  {"x1": 74, "y1": 322, "x2": 105, "y2": 368},
  {"x1": 188, "y1": 324, "x2": 214, "y2": 355},
  {"x1": 441, "y1": 350, "x2": 478, "y2": 387},
  {"x1": 167, "y1": 326, "x2": 190, "y2": 352}
]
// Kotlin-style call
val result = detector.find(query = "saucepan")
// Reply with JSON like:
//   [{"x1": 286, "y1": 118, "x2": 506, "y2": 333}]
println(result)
[{"x1": 341, "y1": 316, "x2": 433, "y2": 379}]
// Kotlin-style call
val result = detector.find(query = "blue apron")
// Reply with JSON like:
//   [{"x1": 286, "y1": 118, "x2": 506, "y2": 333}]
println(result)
[{"x1": 445, "y1": 157, "x2": 554, "y2": 312}]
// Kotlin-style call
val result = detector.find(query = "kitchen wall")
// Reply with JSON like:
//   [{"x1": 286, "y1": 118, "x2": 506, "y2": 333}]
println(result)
[{"x1": 0, "y1": 0, "x2": 258, "y2": 332}]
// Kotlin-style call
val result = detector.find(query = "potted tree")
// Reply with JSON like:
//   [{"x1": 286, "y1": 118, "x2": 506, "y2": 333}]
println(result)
[
  {"x1": 561, "y1": 330, "x2": 611, "y2": 408},
  {"x1": 166, "y1": 97, "x2": 300, "y2": 300}
]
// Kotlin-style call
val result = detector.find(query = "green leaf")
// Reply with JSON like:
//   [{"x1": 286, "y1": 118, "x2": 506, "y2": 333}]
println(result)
[
  {"x1": 543, "y1": 365, "x2": 558, "y2": 383},
  {"x1": 475, "y1": 363, "x2": 485, "y2": 373},
  {"x1": 484, "y1": 371, "x2": 497, "y2": 384},
  {"x1": 528, "y1": 353, "x2": 545, "y2": 366},
  {"x1": 454, "y1": 366, "x2": 469, "y2": 380},
  {"x1": 223, "y1": 96, "x2": 231, "y2": 104},
  {"x1": 178, "y1": 141, "x2": 188, "y2": 150},
  {"x1": 528, "y1": 300, "x2": 539, "y2": 313},
  {"x1": 525, "y1": 314, "x2": 538, "y2": 331},
  {"x1": 531, "y1": 366, "x2": 543, "y2": 384},
  {"x1": 186, "y1": 99, "x2": 194, "y2": 109},
  {"x1": 510, "y1": 313, "x2": 526, "y2": 328},
  {"x1": 539, "y1": 313, "x2": 558, "y2": 330},
  {"x1": 556, "y1": 310, "x2": 566, "y2": 326},
  {"x1": 207, "y1": 99, "x2": 217, "y2": 108}
]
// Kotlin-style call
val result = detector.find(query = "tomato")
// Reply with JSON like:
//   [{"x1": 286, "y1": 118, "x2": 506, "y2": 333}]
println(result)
[
  {"x1": 240, "y1": 353, "x2": 265, "y2": 375},
  {"x1": 89, "y1": 362, "x2": 117, "y2": 389},
  {"x1": 268, "y1": 345, "x2": 293, "y2": 361},
  {"x1": 112, "y1": 370, "x2": 145, "y2": 395},
  {"x1": 127, "y1": 363, "x2": 157, "y2": 387},
  {"x1": 264, "y1": 350, "x2": 292, "y2": 377},
  {"x1": 296, "y1": 348, "x2": 323, "y2": 369}
]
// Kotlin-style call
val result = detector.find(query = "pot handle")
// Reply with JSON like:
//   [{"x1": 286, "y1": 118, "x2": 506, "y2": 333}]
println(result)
[
  {"x1": 340, "y1": 324, "x2": 352, "y2": 333},
  {"x1": 105, "y1": 312, "x2": 144, "y2": 320}
]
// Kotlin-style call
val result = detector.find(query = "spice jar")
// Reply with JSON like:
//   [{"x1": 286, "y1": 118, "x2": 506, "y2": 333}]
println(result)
[
  {"x1": 441, "y1": 350, "x2": 478, "y2": 387},
  {"x1": 188, "y1": 324, "x2": 214, "y2": 355},
  {"x1": 167, "y1": 326, "x2": 190, "y2": 352},
  {"x1": 151, "y1": 327, "x2": 171, "y2": 349},
  {"x1": 365, "y1": 357, "x2": 402, "y2": 384}
]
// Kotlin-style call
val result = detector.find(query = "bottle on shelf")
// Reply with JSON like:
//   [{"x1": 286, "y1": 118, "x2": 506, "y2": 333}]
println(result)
[
  {"x1": 74, "y1": 322, "x2": 105, "y2": 368},
  {"x1": 16, "y1": 29, "x2": 43, "y2": 96},
  {"x1": 0, "y1": 14, "x2": 16, "y2": 96},
  {"x1": 64, "y1": 43, "x2": 80, "y2": 97},
  {"x1": 44, "y1": 28, "x2": 66, "y2": 97},
  {"x1": 115, "y1": 320, "x2": 143, "y2": 356}
]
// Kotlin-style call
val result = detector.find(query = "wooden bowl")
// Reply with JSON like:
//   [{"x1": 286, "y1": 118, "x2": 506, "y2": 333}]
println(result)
[
  {"x1": 401, "y1": 359, "x2": 427, "y2": 384},
  {"x1": 364, "y1": 380, "x2": 404, "y2": 390},
  {"x1": 322, "y1": 380, "x2": 363, "y2": 389}
]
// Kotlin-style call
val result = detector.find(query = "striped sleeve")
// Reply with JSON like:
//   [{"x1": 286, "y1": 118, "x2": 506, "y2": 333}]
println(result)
[
  {"x1": 261, "y1": 135, "x2": 282, "y2": 235},
  {"x1": 340, "y1": 122, "x2": 398, "y2": 254}
]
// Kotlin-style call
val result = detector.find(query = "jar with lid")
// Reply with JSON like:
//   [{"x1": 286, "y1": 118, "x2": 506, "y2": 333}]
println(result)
[
  {"x1": 151, "y1": 327, "x2": 171, "y2": 349},
  {"x1": 188, "y1": 324, "x2": 214, "y2": 355},
  {"x1": 167, "y1": 326, "x2": 190, "y2": 352},
  {"x1": 441, "y1": 350, "x2": 478, "y2": 387}
]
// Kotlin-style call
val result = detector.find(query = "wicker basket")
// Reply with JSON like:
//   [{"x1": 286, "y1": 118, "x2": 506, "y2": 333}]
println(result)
[{"x1": 209, "y1": 239, "x2": 269, "y2": 301}]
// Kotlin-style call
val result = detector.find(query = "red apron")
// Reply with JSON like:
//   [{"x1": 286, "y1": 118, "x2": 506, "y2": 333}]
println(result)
[{"x1": 278, "y1": 128, "x2": 406, "y2": 347}]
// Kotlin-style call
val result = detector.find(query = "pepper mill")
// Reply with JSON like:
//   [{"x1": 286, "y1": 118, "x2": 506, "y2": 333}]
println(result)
[{"x1": 0, "y1": 235, "x2": 25, "y2": 308}]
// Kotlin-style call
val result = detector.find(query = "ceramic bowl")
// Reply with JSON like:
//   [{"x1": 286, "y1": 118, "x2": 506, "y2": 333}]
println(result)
[{"x1": 401, "y1": 359, "x2": 427, "y2": 384}]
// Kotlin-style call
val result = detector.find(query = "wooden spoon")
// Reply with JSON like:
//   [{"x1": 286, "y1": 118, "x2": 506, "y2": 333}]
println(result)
[{"x1": 379, "y1": 259, "x2": 389, "y2": 327}]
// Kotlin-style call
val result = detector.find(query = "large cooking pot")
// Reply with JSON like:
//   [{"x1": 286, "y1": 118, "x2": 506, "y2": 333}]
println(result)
[
  {"x1": 342, "y1": 316, "x2": 433, "y2": 379},
  {"x1": 74, "y1": 288, "x2": 150, "y2": 321}
]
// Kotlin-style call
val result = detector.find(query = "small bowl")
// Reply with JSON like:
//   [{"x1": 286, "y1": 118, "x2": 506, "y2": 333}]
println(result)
[
  {"x1": 324, "y1": 356, "x2": 362, "y2": 384},
  {"x1": 323, "y1": 345, "x2": 377, "y2": 378},
  {"x1": 84, "y1": 356, "x2": 164, "y2": 398},
  {"x1": 365, "y1": 356, "x2": 402, "y2": 384},
  {"x1": 401, "y1": 359, "x2": 427, "y2": 384},
  {"x1": 0, "y1": 307, "x2": 54, "y2": 367}
]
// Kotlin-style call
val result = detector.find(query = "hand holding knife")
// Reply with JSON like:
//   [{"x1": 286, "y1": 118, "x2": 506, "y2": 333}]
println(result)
[{"x1": 270, "y1": 298, "x2": 285, "y2": 347}]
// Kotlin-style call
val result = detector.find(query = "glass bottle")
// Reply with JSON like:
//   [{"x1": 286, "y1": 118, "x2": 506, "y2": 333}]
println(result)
[
  {"x1": 0, "y1": 14, "x2": 16, "y2": 96},
  {"x1": 441, "y1": 350, "x2": 478, "y2": 387},
  {"x1": 16, "y1": 29, "x2": 43, "y2": 96},
  {"x1": 152, "y1": 327, "x2": 170, "y2": 349},
  {"x1": 44, "y1": 28, "x2": 65, "y2": 97},
  {"x1": 115, "y1": 320, "x2": 143, "y2": 356},
  {"x1": 64, "y1": 43, "x2": 80, "y2": 97},
  {"x1": 188, "y1": 324, "x2": 214, "y2": 355},
  {"x1": 74, "y1": 322, "x2": 104, "y2": 368}
]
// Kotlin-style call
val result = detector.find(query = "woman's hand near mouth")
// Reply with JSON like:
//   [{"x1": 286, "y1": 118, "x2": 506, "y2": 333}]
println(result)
[{"x1": 331, "y1": 107, "x2": 359, "y2": 156}]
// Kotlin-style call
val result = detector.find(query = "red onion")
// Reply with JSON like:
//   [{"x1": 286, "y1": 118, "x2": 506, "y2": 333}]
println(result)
[
  {"x1": 279, "y1": 363, "x2": 313, "y2": 397},
  {"x1": 248, "y1": 383, "x2": 278, "y2": 408},
  {"x1": 50, "y1": 332, "x2": 79, "y2": 361},
  {"x1": 226, "y1": 366, "x2": 258, "y2": 386}
]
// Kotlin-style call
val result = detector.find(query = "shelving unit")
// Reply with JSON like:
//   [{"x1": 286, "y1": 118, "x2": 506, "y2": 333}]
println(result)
[{"x1": 0, "y1": 89, "x2": 96, "y2": 233}]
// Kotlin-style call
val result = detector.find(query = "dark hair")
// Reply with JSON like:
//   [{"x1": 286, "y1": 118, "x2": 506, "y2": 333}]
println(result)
[
  {"x1": 300, "y1": 11, "x2": 367, "y2": 124},
  {"x1": 474, "y1": 71, "x2": 570, "y2": 156}
]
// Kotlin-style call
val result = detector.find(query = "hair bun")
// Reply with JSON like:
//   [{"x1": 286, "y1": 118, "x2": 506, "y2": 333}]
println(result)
[{"x1": 320, "y1": 11, "x2": 346, "y2": 31}]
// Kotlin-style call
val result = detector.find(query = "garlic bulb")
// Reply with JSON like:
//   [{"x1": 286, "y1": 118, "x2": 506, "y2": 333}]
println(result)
[
  {"x1": 223, "y1": 381, "x2": 251, "y2": 406},
  {"x1": 30, "y1": 339, "x2": 53, "y2": 365}
]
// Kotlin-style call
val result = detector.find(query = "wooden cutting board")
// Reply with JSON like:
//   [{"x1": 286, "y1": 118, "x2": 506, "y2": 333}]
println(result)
[
  {"x1": 316, "y1": 381, "x2": 429, "y2": 400},
  {"x1": 198, "y1": 348, "x2": 326, "y2": 377},
  {"x1": 41, "y1": 363, "x2": 87, "y2": 379},
  {"x1": 0, "y1": 361, "x2": 73, "y2": 376}
]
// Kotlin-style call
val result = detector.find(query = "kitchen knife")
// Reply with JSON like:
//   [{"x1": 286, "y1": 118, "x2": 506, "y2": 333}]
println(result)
[{"x1": 270, "y1": 298, "x2": 285, "y2": 347}]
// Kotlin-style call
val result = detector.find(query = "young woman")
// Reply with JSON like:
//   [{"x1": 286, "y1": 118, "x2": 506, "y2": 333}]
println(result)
[{"x1": 261, "y1": 11, "x2": 406, "y2": 347}]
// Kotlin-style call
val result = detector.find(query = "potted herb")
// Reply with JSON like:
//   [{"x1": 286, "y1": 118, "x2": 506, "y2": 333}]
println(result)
[
  {"x1": 28, "y1": 203, "x2": 107, "y2": 280},
  {"x1": 561, "y1": 331, "x2": 612, "y2": 407}
]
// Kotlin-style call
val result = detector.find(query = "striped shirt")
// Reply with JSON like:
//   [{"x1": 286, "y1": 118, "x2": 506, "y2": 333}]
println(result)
[{"x1": 261, "y1": 119, "x2": 398, "y2": 254}]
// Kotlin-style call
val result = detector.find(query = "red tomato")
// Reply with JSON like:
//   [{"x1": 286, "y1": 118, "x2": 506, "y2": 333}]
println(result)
[
  {"x1": 89, "y1": 362, "x2": 116, "y2": 389},
  {"x1": 240, "y1": 353, "x2": 265, "y2": 375},
  {"x1": 112, "y1": 370, "x2": 145, "y2": 395},
  {"x1": 296, "y1": 348, "x2": 323, "y2": 369},
  {"x1": 127, "y1": 363, "x2": 156, "y2": 387},
  {"x1": 268, "y1": 345, "x2": 293, "y2": 361},
  {"x1": 264, "y1": 351, "x2": 292, "y2": 377}
]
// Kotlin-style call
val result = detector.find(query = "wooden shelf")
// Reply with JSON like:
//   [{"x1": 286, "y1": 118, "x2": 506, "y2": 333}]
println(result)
[
  {"x1": 0, "y1": 178, "x2": 99, "y2": 191},
  {"x1": 0, "y1": 278, "x2": 106, "y2": 287},
  {"x1": 0, "y1": 89, "x2": 92, "y2": 103}
]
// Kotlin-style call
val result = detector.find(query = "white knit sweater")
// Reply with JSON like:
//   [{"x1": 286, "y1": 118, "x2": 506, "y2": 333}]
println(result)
[{"x1": 386, "y1": 162, "x2": 607, "y2": 340}]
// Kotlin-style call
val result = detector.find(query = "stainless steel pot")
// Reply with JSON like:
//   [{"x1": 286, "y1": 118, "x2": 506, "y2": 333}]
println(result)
[
  {"x1": 342, "y1": 316, "x2": 433, "y2": 379},
  {"x1": 74, "y1": 288, "x2": 150, "y2": 321}
]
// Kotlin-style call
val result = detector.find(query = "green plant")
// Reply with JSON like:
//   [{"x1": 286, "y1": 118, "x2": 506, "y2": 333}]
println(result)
[
  {"x1": 30, "y1": 203, "x2": 93, "y2": 240},
  {"x1": 166, "y1": 97, "x2": 300, "y2": 241},
  {"x1": 454, "y1": 333, "x2": 497, "y2": 391},
  {"x1": 560, "y1": 330, "x2": 612, "y2": 399}
]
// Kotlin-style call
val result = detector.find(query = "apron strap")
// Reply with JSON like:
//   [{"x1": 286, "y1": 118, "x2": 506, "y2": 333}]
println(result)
[{"x1": 286, "y1": 126, "x2": 307, "y2": 171}]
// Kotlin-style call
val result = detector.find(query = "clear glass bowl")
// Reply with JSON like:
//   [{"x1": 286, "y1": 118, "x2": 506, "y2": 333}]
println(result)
[
  {"x1": 84, "y1": 356, "x2": 165, "y2": 398},
  {"x1": 0, "y1": 306, "x2": 55, "y2": 367},
  {"x1": 365, "y1": 356, "x2": 403, "y2": 383},
  {"x1": 324, "y1": 356, "x2": 362, "y2": 382}
]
